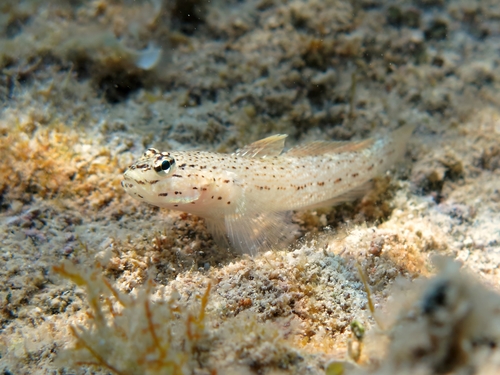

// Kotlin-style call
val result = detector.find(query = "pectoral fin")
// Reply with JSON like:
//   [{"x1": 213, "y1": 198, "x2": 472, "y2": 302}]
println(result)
[
  {"x1": 224, "y1": 210, "x2": 295, "y2": 255},
  {"x1": 205, "y1": 217, "x2": 230, "y2": 250},
  {"x1": 203, "y1": 208, "x2": 296, "y2": 255}
]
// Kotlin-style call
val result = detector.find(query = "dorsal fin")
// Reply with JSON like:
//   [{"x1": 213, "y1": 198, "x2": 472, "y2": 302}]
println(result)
[
  {"x1": 233, "y1": 134, "x2": 287, "y2": 158},
  {"x1": 286, "y1": 138, "x2": 374, "y2": 157}
]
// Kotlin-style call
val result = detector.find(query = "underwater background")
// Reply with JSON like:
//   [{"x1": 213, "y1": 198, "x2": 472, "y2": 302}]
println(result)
[{"x1": 1, "y1": 0, "x2": 500, "y2": 374}]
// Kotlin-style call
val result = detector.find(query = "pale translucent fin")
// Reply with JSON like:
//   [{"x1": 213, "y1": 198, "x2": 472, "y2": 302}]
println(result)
[
  {"x1": 286, "y1": 139, "x2": 374, "y2": 157},
  {"x1": 224, "y1": 210, "x2": 294, "y2": 256},
  {"x1": 204, "y1": 210, "x2": 294, "y2": 255},
  {"x1": 390, "y1": 124, "x2": 416, "y2": 153},
  {"x1": 233, "y1": 134, "x2": 287, "y2": 158},
  {"x1": 301, "y1": 180, "x2": 374, "y2": 210},
  {"x1": 205, "y1": 217, "x2": 230, "y2": 250}
]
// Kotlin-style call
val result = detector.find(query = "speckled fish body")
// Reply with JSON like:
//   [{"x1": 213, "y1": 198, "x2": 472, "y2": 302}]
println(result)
[{"x1": 122, "y1": 125, "x2": 414, "y2": 254}]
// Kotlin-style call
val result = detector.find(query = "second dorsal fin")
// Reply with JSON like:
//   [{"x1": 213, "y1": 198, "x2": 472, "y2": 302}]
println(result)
[
  {"x1": 233, "y1": 134, "x2": 287, "y2": 158},
  {"x1": 286, "y1": 139, "x2": 374, "y2": 157}
]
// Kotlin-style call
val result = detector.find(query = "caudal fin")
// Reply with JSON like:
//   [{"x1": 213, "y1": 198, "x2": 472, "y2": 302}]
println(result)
[{"x1": 391, "y1": 124, "x2": 415, "y2": 159}]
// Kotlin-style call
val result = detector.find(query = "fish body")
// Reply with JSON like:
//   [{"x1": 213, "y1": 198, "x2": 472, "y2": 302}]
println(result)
[{"x1": 122, "y1": 125, "x2": 414, "y2": 254}]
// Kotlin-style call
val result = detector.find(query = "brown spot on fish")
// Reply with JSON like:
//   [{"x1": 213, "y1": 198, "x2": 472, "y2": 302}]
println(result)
[
  {"x1": 158, "y1": 192, "x2": 169, "y2": 196},
  {"x1": 352, "y1": 173, "x2": 359, "y2": 178},
  {"x1": 335, "y1": 178, "x2": 342, "y2": 183},
  {"x1": 172, "y1": 174, "x2": 183, "y2": 178}
]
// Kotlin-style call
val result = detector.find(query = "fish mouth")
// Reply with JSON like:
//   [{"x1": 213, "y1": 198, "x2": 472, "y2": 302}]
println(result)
[
  {"x1": 121, "y1": 173, "x2": 151, "y2": 198},
  {"x1": 121, "y1": 176, "x2": 137, "y2": 191}
]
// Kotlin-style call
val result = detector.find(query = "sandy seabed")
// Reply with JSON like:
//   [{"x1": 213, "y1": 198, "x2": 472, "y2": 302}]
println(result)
[{"x1": 1, "y1": 0, "x2": 500, "y2": 374}]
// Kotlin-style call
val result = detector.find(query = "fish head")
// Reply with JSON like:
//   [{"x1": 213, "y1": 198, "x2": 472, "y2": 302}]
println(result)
[{"x1": 122, "y1": 148, "x2": 200, "y2": 207}]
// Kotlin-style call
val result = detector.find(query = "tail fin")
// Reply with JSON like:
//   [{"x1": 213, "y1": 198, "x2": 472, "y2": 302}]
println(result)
[{"x1": 391, "y1": 124, "x2": 415, "y2": 159}]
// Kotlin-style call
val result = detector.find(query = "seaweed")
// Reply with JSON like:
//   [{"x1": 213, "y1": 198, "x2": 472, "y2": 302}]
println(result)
[{"x1": 53, "y1": 261, "x2": 211, "y2": 375}]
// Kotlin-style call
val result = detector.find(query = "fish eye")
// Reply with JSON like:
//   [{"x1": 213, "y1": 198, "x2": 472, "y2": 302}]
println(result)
[
  {"x1": 154, "y1": 156, "x2": 175, "y2": 176},
  {"x1": 161, "y1": 160, "x2": 171, "y2": 170}
]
